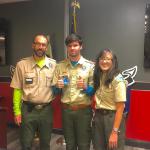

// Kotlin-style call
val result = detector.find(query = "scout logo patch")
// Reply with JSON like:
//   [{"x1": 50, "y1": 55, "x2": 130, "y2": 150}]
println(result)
[
  {"x1": 82, "y1": 66, "x2": 86, "y2": 70},
  {"x1": 49, "y1": 63, "x2": 53, "y2": 68}
]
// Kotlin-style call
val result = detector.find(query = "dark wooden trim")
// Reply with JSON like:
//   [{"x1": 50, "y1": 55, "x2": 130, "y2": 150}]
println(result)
[
  {"x1": 131, "y1": 82, "x2": 150, "y2": 90},
  {"x1": 126, "y1": 138, "x2": 150, "y2": 149},
  {"x1": 0, "y1": 76, "x2": 11, "y2": 82}
]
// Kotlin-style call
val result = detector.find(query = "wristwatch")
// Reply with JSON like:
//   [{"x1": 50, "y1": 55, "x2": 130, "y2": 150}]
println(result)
[{"x1": 112, "y1": 128, "x2": 119, "y2": 133}]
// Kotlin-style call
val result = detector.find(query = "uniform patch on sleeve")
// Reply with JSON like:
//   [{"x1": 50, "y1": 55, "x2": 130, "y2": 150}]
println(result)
[
  {"x1": 115, "y1": 74, "x2": 124, "y2": 82},
  {"x1": 49, "y1": 63, "x2": 53, "y2": 68},
  {"x1": 82, "y1": 65, "x2": 86, "y2": 70}
]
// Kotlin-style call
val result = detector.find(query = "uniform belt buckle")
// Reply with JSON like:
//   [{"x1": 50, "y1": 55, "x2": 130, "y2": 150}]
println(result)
[
  {"x1": 103, "y1": 110, "x2": 108, "y2": 115},
  {"x1": 99, "y1": 109, "x2": 109, "y2": 115},
  {"x1": 35, "y1": 104, "x2": 43, "y2": 110},
  {"x1": 71, "y1": 105, "x2": 78, "y2": 111}
]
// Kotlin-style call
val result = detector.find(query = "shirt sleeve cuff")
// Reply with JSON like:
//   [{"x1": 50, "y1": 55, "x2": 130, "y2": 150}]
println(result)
[{"x1": 83, "y1": 85, "x2": 95, "y2": 96}]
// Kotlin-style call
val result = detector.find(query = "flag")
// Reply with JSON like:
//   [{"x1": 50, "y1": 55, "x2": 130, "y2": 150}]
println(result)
[
  {"x1": 70, "y1": 0, "x2": 80, "y2": 34},
  {"x1": 71, "y1": 12, "x2": 77, "y2": 33}
]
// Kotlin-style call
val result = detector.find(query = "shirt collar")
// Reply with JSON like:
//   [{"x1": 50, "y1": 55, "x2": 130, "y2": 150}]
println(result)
[
  {"x1": 66, "y1": 56, "x2": 85, "y2": 67},
  {"x1": 31, "y1": 56, "x2": 50, "y2": 69},
  {"x1": 77, "y1": 56, "x2": 85, "y2": 65}
]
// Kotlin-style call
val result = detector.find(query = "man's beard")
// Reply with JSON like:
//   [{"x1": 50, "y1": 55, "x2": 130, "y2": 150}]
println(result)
[{"x1": 34, "y1": 50, "x2": 46, "y2": 57}]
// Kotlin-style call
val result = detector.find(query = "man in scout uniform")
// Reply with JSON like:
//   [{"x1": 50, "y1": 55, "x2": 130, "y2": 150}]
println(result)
[
  {"x1": 52, "y1": 33, "x2": 94, "y2": 150},
  {"x1": 10, "y1": 34, "x2": 56, "y2": 150}
]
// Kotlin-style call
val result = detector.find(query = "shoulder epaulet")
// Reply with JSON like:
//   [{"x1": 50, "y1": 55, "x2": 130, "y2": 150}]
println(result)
[
  {"x1": 84, "y1": 60, "x2": 95, "y2": 68},
  {"x1": 59, "y1": 59, "x2": 68, "y2": 63},
  {"x1": 114, "y1": 74, "x2": 124, "y2": 82},
  {"x1": 47, "y1": 57, "x2": 56, "y2": 63},
  {"x1": 19, "y1": 57, "x2": 30, "y2": 62},
  {"x1": 85, "y1": 59, "x2": 95, "y2": 65}
]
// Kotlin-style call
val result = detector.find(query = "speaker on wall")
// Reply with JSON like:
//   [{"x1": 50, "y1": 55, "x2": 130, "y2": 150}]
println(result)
[{"x1": 0, "y1": 18, "x2": 9, "y2": 65}]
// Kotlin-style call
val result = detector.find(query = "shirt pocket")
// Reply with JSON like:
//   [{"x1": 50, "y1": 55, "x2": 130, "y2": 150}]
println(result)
[
  {"x1": 103, "y1": 85, "x2": 114, "y2": 93},
  {"x1": 46, "y1": 75, "x2": 52, "y2": 87},
  {"x1": 24, "y1": 72, "x2": 37, "y2": 88}
]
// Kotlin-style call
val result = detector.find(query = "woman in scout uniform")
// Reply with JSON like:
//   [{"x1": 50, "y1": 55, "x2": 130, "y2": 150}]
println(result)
[{"x1": 92, "y1": 48, "x2": 126, "y2": 150}]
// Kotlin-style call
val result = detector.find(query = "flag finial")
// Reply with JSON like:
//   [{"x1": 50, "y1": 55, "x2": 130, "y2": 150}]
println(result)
[{"x1": 71, "y1": 0, "x2": 80, "y2": 10}]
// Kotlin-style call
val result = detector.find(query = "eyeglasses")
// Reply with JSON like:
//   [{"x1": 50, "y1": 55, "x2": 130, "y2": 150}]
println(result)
[
  {"x1": 34, "y1": 42, "x2": 47, "y2": 47},
  {"x1": 99, "y1": 57, "x2": 112, "y2": 62}
]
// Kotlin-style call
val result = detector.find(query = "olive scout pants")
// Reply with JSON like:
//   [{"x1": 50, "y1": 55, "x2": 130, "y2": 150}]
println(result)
[
  {"x1": 20, "y1": 102, "x2": 53, "y2": 150},
  {"x1": 62, "y1": 106, "x2": 92, "y2": 150},
  {"x1": 92, "y1": 110, "x2": 125, "y2": 150}
]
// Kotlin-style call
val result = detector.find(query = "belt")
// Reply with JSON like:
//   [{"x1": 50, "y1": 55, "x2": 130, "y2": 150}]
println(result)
[
  {"x1": 96, "y1": 109, "x2": 116, "y2": 115},
  {"x1": 61, "y1": 103, "x2": 90, "y2": 111},
  {"x1": 23, "y1": 101, "x2": 50, "y2": 110}
]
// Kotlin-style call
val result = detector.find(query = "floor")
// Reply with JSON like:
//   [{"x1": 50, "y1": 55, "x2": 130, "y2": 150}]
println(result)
[{"x1": 6, "y1": 126, "x2": 150, "y2": 150}]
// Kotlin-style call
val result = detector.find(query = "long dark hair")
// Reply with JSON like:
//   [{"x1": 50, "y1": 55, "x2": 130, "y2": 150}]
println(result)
[{"x1": 93, "y1": 48, "x2": 120, "y2": 91}]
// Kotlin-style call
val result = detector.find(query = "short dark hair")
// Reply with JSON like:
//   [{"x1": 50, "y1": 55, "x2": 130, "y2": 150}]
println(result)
[
  {"x1": 65, "y1": 33, "x2": 83, "y2": 46},
  {"x1": 93, "y1": 48, "x2": 120, "y2": 91}
]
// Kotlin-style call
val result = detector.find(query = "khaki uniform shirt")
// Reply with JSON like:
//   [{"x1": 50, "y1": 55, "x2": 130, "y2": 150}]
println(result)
[
  {"x1": 95, "y1": 73, "x2": 126, "y2": 110},
  {"x1": 52, "y1": 56, "x2": 94, "y2": 105},
  {"x1": 10, "y1": 56, "x2": 56, "y2": 103}
]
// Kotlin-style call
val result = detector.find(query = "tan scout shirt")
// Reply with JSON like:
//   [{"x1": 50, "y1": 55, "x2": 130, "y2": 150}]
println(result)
[
  {"x1": 52, "y1": 56, "x2": 94, "y2": 105},
  {"x1": 10, "y1": 56, "x2": 56, "y2": 103},
  {"x1": 95, "y1": 73, "x2": 126, "y2": 110}
]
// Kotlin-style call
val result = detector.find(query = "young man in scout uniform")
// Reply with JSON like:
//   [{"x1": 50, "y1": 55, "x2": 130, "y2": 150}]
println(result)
[
  {"x1": 52, "y1": 33, "x2": 94, "y2": 150},
  {"x1": 10, "y1": 34, "x2": 56, "y2": 150}
]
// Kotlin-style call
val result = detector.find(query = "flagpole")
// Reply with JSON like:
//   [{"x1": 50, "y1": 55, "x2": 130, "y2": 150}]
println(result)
[
  {"x1": 73, "y1": 2, "x2": 77, "y2": 33},
  {"x1": 71, "y1": 0, "x2": 80, "y2": 33}
]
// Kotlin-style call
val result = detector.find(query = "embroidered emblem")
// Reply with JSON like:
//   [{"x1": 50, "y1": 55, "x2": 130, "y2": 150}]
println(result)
[
  {"x1": 82, "y1": 66, "x2": 86, "y2": 70},
  {"x1": 121, "y1": 66, "x2": 137, "y2": 86},
  {"x1": 49, "y1": 63, "x2": 52, "y2": 68}
]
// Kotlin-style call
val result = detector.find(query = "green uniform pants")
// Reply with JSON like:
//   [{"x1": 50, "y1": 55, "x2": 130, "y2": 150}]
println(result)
[
  {"x1": 20, "y1": 102, "x2": 53, "y2": 150},
  {"x1": 92, "y1": 110, "x2": 125, "y2": 150},
  {"x1": 62, "y1": 107, "x2": 92, "y2": 150}
]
